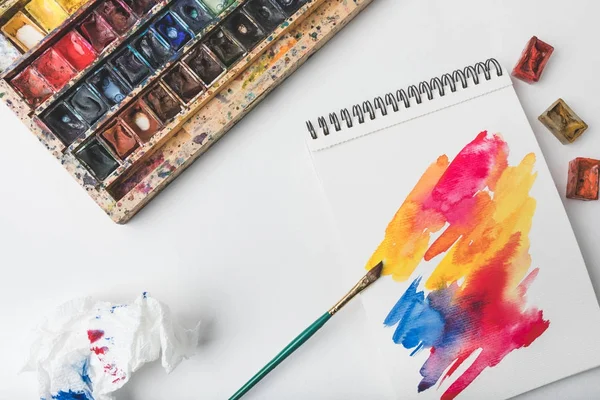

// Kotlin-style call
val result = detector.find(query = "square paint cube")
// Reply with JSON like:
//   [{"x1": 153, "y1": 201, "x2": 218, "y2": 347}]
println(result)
[
  {"x1": 567, "y1": 158, "x2": 600, "y2": 201},
  {"x1": 25, "y1": 0, "x2": 69, "y2": 32},
  {"x1": 87, "y1": 67, "x2": 130, "y2": 105},
  {"x1": 79, "y1": 12, "x2": 117, "y2": 52},
  {"x1": 33, "y1": 48, "x2": 77, "y2": 91},
  {"x1": 154, "y1": 12, "x2": 193, "y2": 50},
  {"x1": 0, "y1": 34, "x2": 21, "y2": 73},
  {"x1": 10, "y1": 66, "x2": 53, "y2": 107},
  {"x1": 243, "y1": 0, "x2": 286, "y2": 31},
  {"x1": 56, "y1": 0, "x2": 88, "y2": 14},
  {"x1": 538, "y1": 98, "x2": 588, "y2": 144},
  {"x1": 205, "y1": 28, "x2": 244, "y2": 67},
  {"x1": 122, "y1": 0, "x2": 156, "y2": 16},
  {"x1": 162, "y1": 63, "x2": 203, "y2": 103},
  {"x1": 97, "y1": 0, "x2": 136, "y2": 35},
  {"x1": 120, "y1": 100, "x2": 162, "y2": 141},
  {"x1": 2, "y1": 11, "x2": 46, "y2": 51},
  {"x1": 75, "y1": 138, "x2": 119, "y2": 180},
  {"x1": 112, "y1": 47, "x2": 151, "y2": 86},
  {"x1": 170, "y1": 0, "x2": 213, "y2": 33},
  {"x1": 133, "y1": 30, "x2": 173, "y2": 69},
  {"x1": 68, "y1": 84, "x2": 109, "y2": 124},
  {"x1": 143, "y1": 83, "x2": 181, "y2": 121},
  {"x1": 54, "y1": 31, "x2": 97, "y2": 71},
  {"x1": 273, "y1": 0, "x2": 307, "y2": 15},
  {"x1": 100, "y1": 121, "x2": 139, "y2": 158},
  {"x1": 40, "y1": 102, "x2": 88, "y2": 145},
  {"x1": 201, "y1": 0, "x2": 234, "y2": 15},
  {"x1": 223, "y1": 9, "x2": 266, "y2": 50},
  {"x1": 184, "y1": 45, "x2": 223, "y2": 84},
  {"x1": 512, "y1": 36, "x2": 554, "y2": 84}
]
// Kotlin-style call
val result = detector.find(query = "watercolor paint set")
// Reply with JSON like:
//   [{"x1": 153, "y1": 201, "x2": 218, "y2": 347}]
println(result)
[{"x1": 0, "y1": 0, "x2": 372, "y2": 222}]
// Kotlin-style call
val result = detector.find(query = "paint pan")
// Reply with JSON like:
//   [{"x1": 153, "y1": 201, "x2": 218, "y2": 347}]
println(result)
[
  {"x1": 204, "y1": 28, "x2": 244, "y2": 67},
  {"x1": 96, "y1": 0, "x2": 136, "y2": 35},
  {"x1": 0, "y1": 34, "x2": 22, "y2": 73},
  {"x1": 242, "y1": 0, "x2": 285, "y2": 31},
  {"x1": 54, "y1": 31, "x2": 97, "y2": 71},
  {"x1": 112, "y1": 47, "x2": 151, "y2": 86},
  {"x1": 33, "y1": 48, "x2": 77, "y2": 91},
  {"x1": 170, "y1": 0, "x2": 214, "y2": 34},
  {"x1": 100, "y1": 121, "x2": 139, "y2": 158},
  {"x1": 122, "y1": 0, "x2": 157, "y2": 17},
  {"x1": 143, "y1": 83, "x2": 182, "y2": 122},
  {"x1": 153, "y1": 12, "x2": 193, "y2": 50},
  {"x1": 133, "y1": 30, "x2": 173, "y2": 69},
  {"x1": 75, "y1": 138, "x2": 119, "y2": 180},
  {"x1": 162, "y1": 62, "x2": 203, "y2": 103},
  {"x1": 68, "y1": 83, "x2": 109, "y2": 124},
  {"x1": 25, "y1": 0, "x2": 69, "y2": 32},
  {"x1": 184, "y1": 45, "x2": 223, "y2": 85},
  {"x1": 10, "y1": 66, "x2": 53, "y2": 107},
  {"x1": 201, "y1": 0, "x2": 235, "y2": 15},
  {"x1": 273, "y1": 0, "x2": 307, "y2": 15},
  {"x1": 120, "y1": 99, "x2": 162, "y2": 141},
  {"x1": 222, "y1": 9, "x2": 265, "y2": 50},
  {"x1": 2, "y1": 11, "x2": 45, "y2": 51},
  {"x1": 40, "y1": 101, "x2": 88, "y2": 145},
  {"x1": 55, "y1": 0, "x2": 88, "y2": 14},
  {"x1": 87, "y1": 66, "x2": 130, "y2": 105},
  {"x1": 79, "y1": 12, "x2": 117, "y2": 52}
]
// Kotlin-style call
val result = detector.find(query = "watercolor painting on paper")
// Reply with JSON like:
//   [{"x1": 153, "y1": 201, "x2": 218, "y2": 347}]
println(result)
[{"x1": 364, "y1": 131, "x2": 550, "y2": 400}]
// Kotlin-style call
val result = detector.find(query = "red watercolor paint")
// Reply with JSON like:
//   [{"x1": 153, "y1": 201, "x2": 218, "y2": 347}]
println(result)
[
  {"x1": 10, "y1": 66, "x2": 54, "y2": 107},
  {"x1": 79, "y1": 12, "x2": 117, "y2": 52},
  {"x1": 512, "y1": 36, "x2": 554, "y2": 84},
  {"x1": 91, "y1": 346, "x2": 109, "y2": 355},
  {"x1": 54, "y1": 31, "x2": 97, "y2": 71},
  {"x1": 33, "y1": 48, "x2": 77, "y2": 91},
  {"x1": 87, "y1": 329, "x2": 105, "y2": 343}
]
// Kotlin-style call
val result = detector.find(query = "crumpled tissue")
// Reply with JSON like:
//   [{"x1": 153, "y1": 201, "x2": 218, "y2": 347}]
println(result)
[{"x1": 22, "y1": 293, "x2": 201, "y2": 400}]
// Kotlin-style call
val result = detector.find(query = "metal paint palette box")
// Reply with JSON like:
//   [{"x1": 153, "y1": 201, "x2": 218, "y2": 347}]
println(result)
[{"x1": 0, "y1": 0, "x2": 373, "y2": 222}]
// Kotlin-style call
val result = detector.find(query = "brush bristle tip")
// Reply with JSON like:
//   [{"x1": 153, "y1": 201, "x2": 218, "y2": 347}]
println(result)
[{"x1": 367, "y1": 261, "x2": 384, "y2": 281}]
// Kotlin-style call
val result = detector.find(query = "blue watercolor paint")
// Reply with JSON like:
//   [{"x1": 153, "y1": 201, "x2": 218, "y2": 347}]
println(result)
[
  {"x1": 154, "y1": 13, "x2": 192, "y2": 50},
  {"x1": 79, "y1": 358, "x2": 92, "y2": 390},
  {"x1": 384, "y1": 278, "x2": 445, "y2": 353},
  {"x1": 52, "y1": 390, "x2": 92, "y2": 400}
]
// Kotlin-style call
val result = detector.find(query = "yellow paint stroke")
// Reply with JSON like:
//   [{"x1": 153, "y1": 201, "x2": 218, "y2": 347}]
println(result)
[{"x1": 365, "y1": 132, "x2": 538, "y2": 290}]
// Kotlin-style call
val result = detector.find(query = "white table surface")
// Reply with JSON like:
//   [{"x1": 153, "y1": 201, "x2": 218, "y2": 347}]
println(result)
[{"x1": 2, "y1": 0, "x2": 600, "y2": 399}]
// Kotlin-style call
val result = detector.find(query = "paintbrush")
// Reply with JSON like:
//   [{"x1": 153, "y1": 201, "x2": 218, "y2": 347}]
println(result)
[{"x1": 229, "y1": 261, "x2": 384, "y2": 400}]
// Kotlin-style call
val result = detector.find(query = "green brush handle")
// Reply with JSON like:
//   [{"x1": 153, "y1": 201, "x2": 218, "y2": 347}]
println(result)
[{"x1": 229, "y1": 312, "x2": 332, "y2": 400}]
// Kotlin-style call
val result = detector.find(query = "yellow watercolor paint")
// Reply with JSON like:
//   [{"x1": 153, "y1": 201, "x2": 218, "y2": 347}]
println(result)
[
  {"x1": 1, "y1": 11, "x2": 45, "y2": 51},
  {"x1": 55, "y1": 0, "x2": 87, "y2": 14},
  {"x1": 25, "y1": 0, "x2": 69, "y2": 32}
]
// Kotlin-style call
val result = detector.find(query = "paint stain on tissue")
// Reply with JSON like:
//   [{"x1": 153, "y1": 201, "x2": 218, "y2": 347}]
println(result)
[
  {"x1": 27, "y1": 293, "x2": 201, "y2": 400},
  {"x1": 52, "y1": 390, "x2": 91, "y2": 399},
  {"x1": 87, "y1": 329, "x2": 104, "y2": 343}
]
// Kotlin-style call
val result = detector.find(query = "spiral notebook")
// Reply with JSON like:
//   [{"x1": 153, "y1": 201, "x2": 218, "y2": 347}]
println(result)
[{"x1": 305, "y1": 58, "x2": 600, "y2": 399}]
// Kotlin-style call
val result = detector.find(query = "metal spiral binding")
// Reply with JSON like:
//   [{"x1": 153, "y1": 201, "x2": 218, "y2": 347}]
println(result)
[{"x1": 306, "y1": 58, "x2": 503, "y2": 139}]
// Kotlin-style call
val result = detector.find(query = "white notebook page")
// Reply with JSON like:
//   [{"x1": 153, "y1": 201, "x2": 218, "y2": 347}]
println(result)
[{"x1": 307, "y1": 63, "x2": 600, "y2": 400}]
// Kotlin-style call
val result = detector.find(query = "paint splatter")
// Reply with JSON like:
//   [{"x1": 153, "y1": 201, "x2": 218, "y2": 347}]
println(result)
[
  {"x1": 366, "y1": 131, "x2": 550, "y2": 399},
  {"x1": 87, "y1": 330, "x2": 104, "y2": 344}
]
